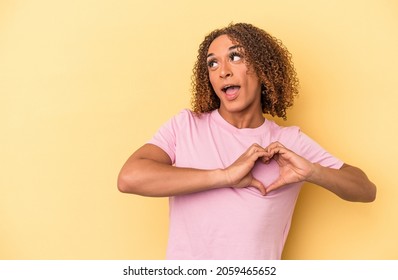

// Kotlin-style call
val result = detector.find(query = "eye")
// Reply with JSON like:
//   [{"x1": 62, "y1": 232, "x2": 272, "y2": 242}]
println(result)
[
  {"x1": 207, "y1": 59, "x2": 218, "y2": 69},
  {"x1": 229, "y1": 51, "x2": 242, "y2": 62}
]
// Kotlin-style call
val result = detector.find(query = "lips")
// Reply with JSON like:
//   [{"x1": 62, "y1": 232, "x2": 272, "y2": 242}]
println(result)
[{"x1": 221, "y1": 85, "x2": 240, "y2": 101}]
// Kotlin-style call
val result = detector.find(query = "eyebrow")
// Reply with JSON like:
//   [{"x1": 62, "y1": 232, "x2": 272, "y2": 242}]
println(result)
[{"x1": 207, "y1": 45, "x2": 241, "y2": 59}]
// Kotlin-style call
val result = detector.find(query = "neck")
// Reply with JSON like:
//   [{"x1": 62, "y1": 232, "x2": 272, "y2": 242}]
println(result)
[{"x1": 218, "y1": 108, "x2": 265, "y2": 129}]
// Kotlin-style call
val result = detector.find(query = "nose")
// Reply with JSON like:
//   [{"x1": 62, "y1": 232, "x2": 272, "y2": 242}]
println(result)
[{"x1": 219, "y1": 62, "x2": 232, "y2": 79}]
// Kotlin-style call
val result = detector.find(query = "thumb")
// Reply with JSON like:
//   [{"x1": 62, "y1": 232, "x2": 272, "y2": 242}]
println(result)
[
  {"x1": 266, "y1": 177, "x2": 286, "y2": 194},
  {"x1": 250, "y1": 178, "x2": 266, "y2": 196}
]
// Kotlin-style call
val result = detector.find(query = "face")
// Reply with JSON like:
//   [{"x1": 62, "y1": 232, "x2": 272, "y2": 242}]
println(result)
[{"x1": 206, "y1": 34, "x2": 262, "y2": 117}]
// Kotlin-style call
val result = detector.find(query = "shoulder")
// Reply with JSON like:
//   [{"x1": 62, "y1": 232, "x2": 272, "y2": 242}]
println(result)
[
  {"x1": 171, "y1": 109, "x2": 212, "y2": 126},
  {"x1": 266, "y1": 119, "x2": 301, "y2": 147},
  {"x1": 161, "y1": 109, "x2": 193, "y2": 127},
  {"x1": 171, "y1": 109, "x2": 199, "y2": 120},
  {"x1": 267, "y1": 120, "x2": 342, "y2": 166},
  {"x1": 266, "y1": 119, "x2": 320, "y2": 155},
  {"x1": 156, "y1": 109, "x2": 213, "y2": 135}
]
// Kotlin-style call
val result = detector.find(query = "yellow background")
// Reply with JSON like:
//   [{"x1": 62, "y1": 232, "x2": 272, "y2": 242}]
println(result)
[{"x1": 1, "y1": 0, "x2": 397, "y2": 259}]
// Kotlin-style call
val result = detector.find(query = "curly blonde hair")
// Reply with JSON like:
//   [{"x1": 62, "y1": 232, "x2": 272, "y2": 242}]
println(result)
[{"x1": 191, "y1": 23, "x2": 299, "y2": 120}]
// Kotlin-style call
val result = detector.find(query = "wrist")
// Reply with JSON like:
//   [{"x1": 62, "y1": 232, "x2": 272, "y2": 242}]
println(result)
[
  {"x1": 212, "y1": 168, "x2": 229, "y2": 188},
  {"x1": 307, "y1": 163, "x2": 322, "y2": 184}
]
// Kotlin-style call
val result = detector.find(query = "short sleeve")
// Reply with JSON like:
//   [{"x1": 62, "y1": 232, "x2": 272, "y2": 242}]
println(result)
[
  {"x1": 296, "y1": 131, "x2": 344, "y2": 169},
  {"x1": 147, "y1": 110, "x2": 189, "y2": 164},
  {"x1": 279, "y1": 126, "x2": 344, "y2": 169}
]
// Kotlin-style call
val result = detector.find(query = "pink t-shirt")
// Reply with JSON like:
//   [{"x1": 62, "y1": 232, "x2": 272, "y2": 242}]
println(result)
[{"x1": 148, "y1": 109, "x2": 343, "y2": 259}]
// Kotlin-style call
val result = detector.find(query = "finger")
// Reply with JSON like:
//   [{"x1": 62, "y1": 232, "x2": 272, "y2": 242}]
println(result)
[
  {"x1": 250, "y1": 150, "x2": 269, "y2": 162},
  {"x1": 250, "y1": 178, "x2": 267, "y2": 196},
  {"x1": 252, "y1": 143, "x2": 265, "y2": 149},
  {"x1": 265, "y1": 142, "x2": 286, "y2": 152},
  {"x1": 266, "y1": 146, "x2": 289, "y2": 159},
  {"x1": 260, "y1": 153, "x2": 273, "y2": 163},
  {"x1": 249, "y1": 143, "x2": 266, "y2": 155},
  {"x1": 266, "y1": 177, "x2": 286, "y2": 194},
  {"x1": 272, "y1": 141, "x2": 285, "y2": 148}
]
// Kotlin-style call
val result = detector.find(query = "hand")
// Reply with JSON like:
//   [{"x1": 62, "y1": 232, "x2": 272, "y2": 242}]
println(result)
[
  {"x1": 223, "y1": 144, "x2": 268, "y2": 195},
  {"x1": 264, "y1": 142, "x2": 314, "y2": 193}
]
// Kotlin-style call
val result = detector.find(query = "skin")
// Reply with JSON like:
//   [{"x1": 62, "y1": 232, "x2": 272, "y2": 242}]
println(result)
[
  {"x1": 206, "y1": 35, "x2": 263, "y2": 128},
  {"x1": 117, "y1": 35, "x2": 376, "y2": 202}
]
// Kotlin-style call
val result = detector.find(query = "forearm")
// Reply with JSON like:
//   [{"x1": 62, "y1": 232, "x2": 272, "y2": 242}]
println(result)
[
  {"x1": 117, "y1": 159, "x2": 226, "y2": 197},
  {"x1": 308, "y1": 163, "x2": 376, "y2": 202}
]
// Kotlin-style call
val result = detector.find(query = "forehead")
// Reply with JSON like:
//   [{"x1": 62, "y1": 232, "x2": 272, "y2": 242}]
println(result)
[{"x1": 207, "y1": 34, "x2": 237, "y2": 55}]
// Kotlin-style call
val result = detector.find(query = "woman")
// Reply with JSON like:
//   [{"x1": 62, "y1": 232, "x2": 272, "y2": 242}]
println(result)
[{"x1": 117, "y1": 23, "x2": 376, "y2": 259}]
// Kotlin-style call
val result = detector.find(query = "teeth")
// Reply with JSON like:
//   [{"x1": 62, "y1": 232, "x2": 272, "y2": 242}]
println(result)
[{"x1": 222, "y1": 85, "x2": 235, "y2": 92}]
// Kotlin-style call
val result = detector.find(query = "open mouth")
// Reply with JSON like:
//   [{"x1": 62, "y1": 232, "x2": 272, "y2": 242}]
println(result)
[
  {"x1": 221, "y1": 85, "x2": 240, "y2": 94},
  {"x1": 221, "y1": 85, "x2": 240, "y2": 101}
]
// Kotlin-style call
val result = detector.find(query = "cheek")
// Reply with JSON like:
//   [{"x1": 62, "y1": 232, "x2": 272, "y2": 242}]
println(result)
[
  {"x1": 246, "y1": 73, "x2": 261, "y2": 91},
  {"x1": 208, "y1": 73, "x2": 219, "y2": 91}
]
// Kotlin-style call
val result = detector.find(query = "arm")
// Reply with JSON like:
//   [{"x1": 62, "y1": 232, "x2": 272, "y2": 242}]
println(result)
[
  {"x1": 117, "y1": 143, "x2": 268, "y2": 197},
  {"x1": 264, "y1": 142, "x2": 376, "y2": 202},
  {"x1": 308, "y1": 163, "x2": 376, "y2": 202}
]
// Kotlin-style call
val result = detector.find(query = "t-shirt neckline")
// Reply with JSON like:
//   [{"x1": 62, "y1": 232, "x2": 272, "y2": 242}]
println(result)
[{"x1": 211, "y1": 109, "x2": 268, "y2": 136}]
